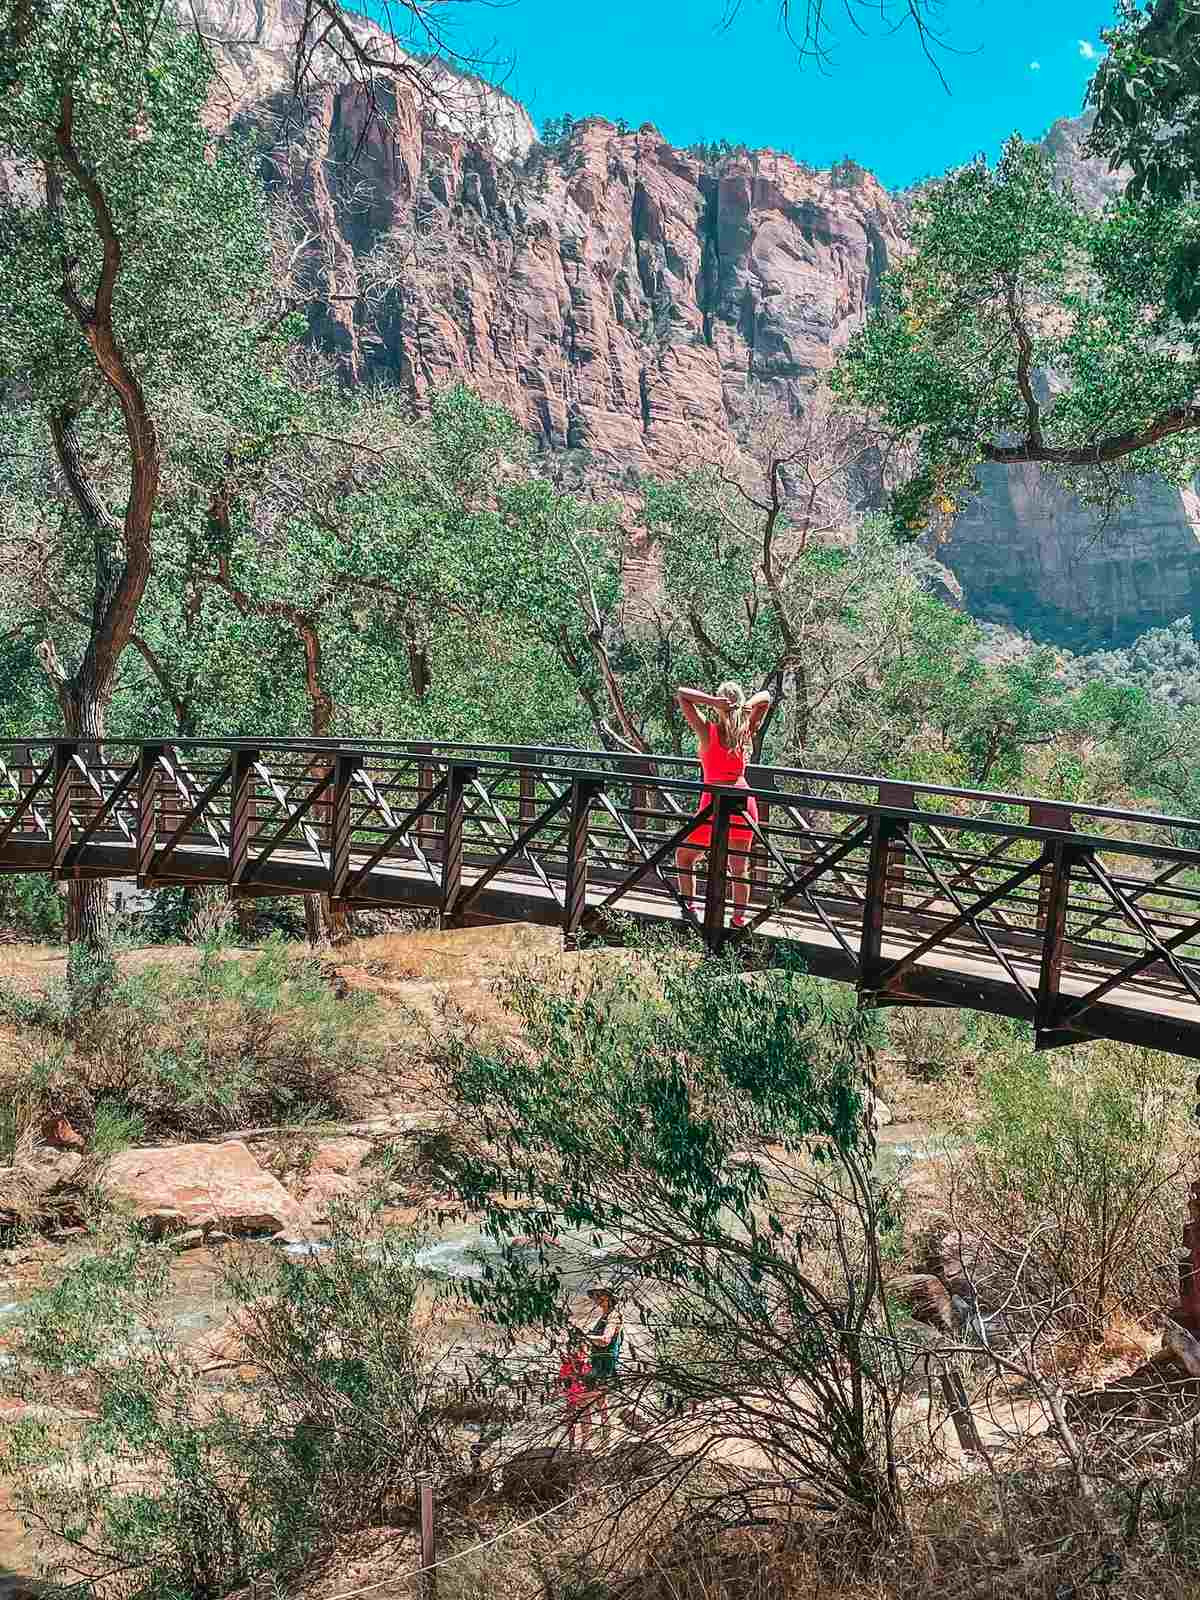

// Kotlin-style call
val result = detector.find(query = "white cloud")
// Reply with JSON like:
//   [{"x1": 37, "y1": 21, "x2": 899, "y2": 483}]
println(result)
[
  {"x1": 1029, "y1": 59, "x2": 1041, "y2": 70},
  {"x1": 1078, "y1": 39, "x2": 1099, "y2": 60}
]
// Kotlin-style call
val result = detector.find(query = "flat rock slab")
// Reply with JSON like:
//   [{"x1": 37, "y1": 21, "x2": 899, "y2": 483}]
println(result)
[{"x1": 102, "y1": 1141, "x2": 307, "y2": 1237}]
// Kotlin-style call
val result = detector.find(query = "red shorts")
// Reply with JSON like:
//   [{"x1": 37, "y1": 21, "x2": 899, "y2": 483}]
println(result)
[{"x1": 684, "y1": 790, "x2": 758, "y2": 851}]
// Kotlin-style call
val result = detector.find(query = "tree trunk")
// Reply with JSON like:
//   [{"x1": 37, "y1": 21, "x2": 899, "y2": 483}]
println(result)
[{"x1": 55, "y1": 677, "x2": 110, "y2": 952}]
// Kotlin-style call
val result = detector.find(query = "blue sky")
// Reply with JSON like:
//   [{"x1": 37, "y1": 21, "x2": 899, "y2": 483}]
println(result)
[{"x1": 367, "y1": 0, "x2": 1117, "y2": 189}]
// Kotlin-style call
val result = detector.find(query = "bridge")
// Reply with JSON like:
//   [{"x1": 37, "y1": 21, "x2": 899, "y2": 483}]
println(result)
[{"x1": 5, "y1": 737, "x2": 1200, "y2": 1060}]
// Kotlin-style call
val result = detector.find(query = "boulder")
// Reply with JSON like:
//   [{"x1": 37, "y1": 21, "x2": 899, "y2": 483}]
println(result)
[
  {"x1": 40, "y1": 1116, "x2": 85, "y2": 1151},
  {"x1": 102, "y1": 1141, "x2": 307, "y2": 1237},
  {"x1": 307, "y1": 1136, "x2": 372, "y2": 1176},
  {"x1": 298, "y1": 1136, "x2": 374, "y2": 1221},
  {"x1": 922, "y1": 1219, "x2": 987, "y2": 1285}
]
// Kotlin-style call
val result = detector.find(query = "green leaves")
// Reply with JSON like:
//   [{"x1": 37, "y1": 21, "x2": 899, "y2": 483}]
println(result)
[
  {"x1": 835, "y1": 133, "x2": 1200, "y2": 523},
  {"x1": 1088, "y1": 1, "x2": 1200, "y2": 210}
]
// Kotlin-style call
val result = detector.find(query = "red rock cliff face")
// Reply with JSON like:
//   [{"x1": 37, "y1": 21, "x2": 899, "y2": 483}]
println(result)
[{"x1": 288, "y1": 93, "x2": 903, "y2": 487}]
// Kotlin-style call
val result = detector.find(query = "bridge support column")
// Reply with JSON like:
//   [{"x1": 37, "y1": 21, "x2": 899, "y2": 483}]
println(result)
[
  {"x1": 858, "y1": 816, "x2": 907, "y2": 1002},
  {"x1": 440, "y1": 763, "x2": 477, "y2": 928},
  {"x1": 229, "y1": 749, "x2": 260, "y2": 887},
  {"x1": 1034, "y1": 839, "x2": 1074, "y2": 1050},
  {"x1": 703, "y1": 792, "x2": 738, "y2": 956},
  {"x1": 563, "y1": 777, "x2": 603, "y2": 948},
  {"x1": 51, "y1": 742, "x2": 79, "y2": 878},
  {"x1": 136, "y1": 744, "x2": 165, "y2": 886},
  {"x1": 330, "y1": 752, "x2": 363, "y2": 903}
]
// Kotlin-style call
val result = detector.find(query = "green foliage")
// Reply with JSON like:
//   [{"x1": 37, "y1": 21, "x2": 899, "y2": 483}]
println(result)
[
  {"x1": 431, "y1": 935, "x2": 905, "y2": 1528},
  {"x1": 956, "y1": 1043, "x2": 1190, "y2": 1335},
  {"x1": 833, "y1": 136, "x2": 1200, "y2": 530},
  {"x1": 1068, "y1": 616, "x2": 1200, "y2": 711},
  {"x1": 0, "y1": 940, "x2": 369, "y2": 1140},
  {"x1": 540, "y1": 112, "x2": 579, "y2": 150},
  {"x1": 1087, "y1": 0, "x2": 1200, "y2": 212},
  {"x1": 0, "y1": 874, "x2": 64, "y2": 940},
  {"x1": 830, "y1": 154, "x2": 870, "y2": 187},
  {"x1": 90, "y1": 1099, "x2": 149, "y2": 1158},
  {"x1": 0, "y1": 1216, "x2": 451, "y2": 1597},
  {"x1": 686, "y1": 137, "x2": 753, "y2": 166}
]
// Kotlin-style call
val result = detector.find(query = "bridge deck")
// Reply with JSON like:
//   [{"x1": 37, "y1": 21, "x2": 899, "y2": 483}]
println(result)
[{"x1": 5, "y1": 738, "x2": 1200, "y2": 1059}]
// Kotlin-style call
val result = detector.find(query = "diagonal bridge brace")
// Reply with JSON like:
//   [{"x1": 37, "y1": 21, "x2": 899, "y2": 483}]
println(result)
[
  {"x1": 58, "y1": 759, "x2": 141, "y2": 870},
  {"x1": 1072, "y1": 852, "x2": 1200, "y2": 1014},
  {"x1": 454, "y1": 786, "x2": 574, "y2": 917},
  {"x1": 150, "y1": 758, "x2": 234, "y2": 878},
  {"x1": 870, "y1": 850, "x2": 1049, "y2": 999},
  {"x1": 593, "y1": 787, "x2": 704, "y2": 930},
  {"x1": 0, "y1": 755, "x2": 54, "y2": 852},
  {"x1": 342, "y1": 774, "x2": 450, "y2": 898},
  {"x1": 581, "y1": 801, "x2": 714, "y2": 930},
  {"x1": 725, "y1": 821, "x2": 872, "y2": 958},
  {"x1": 1059, "y1": 911, "x2": 1200, "y2": 1028},
  {"x1": 898, "y1": 828, "x2": 1040, "y2": 1008},
  {"x1": 237, "y1": 767, "x2": 336, "y2": 887}
]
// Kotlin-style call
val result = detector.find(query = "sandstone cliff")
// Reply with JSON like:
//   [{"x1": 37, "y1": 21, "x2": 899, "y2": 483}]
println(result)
[
  {"x1": 182, "y1": 0, "x2": 535, "y2": 156},
  {"x1": 247, "y1": 53, "x2": 1196, "y2": 649}
]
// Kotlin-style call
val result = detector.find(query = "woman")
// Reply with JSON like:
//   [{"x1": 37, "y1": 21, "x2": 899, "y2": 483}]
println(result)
[
  {"x1": 579, "y1": 1286, "x2": 623, "y2": 1439},
  {"x1": 675, "y1": 681, "x2": 772, "y2": 928}
]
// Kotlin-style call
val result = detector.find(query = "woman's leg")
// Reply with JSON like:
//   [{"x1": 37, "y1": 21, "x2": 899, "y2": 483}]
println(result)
[
  {"x1": 729, "y1": 833, "x2": 751, "y2": 920},
  {"x1": 675, "y1": 845, "x2": 704, "y2": 908}
]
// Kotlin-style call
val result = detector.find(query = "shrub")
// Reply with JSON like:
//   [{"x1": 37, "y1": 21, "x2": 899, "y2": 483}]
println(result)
[
  {"x1": 950, "y1": 1042, "x2": 1191, "y2": 1337},
  {"x1": 0, "y1": 872, "x2": 64, "y2": 941},
  {"x1": 0, "y1": 1212, "x2": 456, "y2": 1598},
  {"x1": 0, "y1": 939, "x2": 371, "y2": 1142}
]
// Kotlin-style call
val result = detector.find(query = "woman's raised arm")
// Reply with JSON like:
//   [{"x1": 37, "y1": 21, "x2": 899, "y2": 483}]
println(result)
[
  {"x1": 747, "y1": 690, "x2": 773, "y2": 733},
  {"x1": 675, "y1": 685, "x2": 718, "y2": 739}
]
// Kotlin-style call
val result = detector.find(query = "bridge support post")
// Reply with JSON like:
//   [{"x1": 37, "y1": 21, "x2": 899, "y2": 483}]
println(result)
[
  {"x1": 51, "y1": 742, "x2": 79, "y2": 878},
  {"x1": 440, "y1": 763, "x2": 477, "y2": 928},
  {"x1": 229, "y1": 748, "x2": 260, "y2": 887},
  {"x1": 858, "y1": 816, "x2": 906, "y2": 1001},
  {"x1": 330, "y1": 752, "x2": 363, "y2": 903},
  {"x1": 415, "y1": 744, "x2": 437, "y2": 853},
  {"x1": 877, "y1": 782, "x2": 915, "y2": 912},
  {"x1": 1034, "y1": 839, "x2": 1073, "y2": 1049},
  {"x1": 703, "y1": 792, "x2": 737, "y2": 956},
  {"x1": 136, "y1": 744, "x2": 165, "y2": 886},
  {"x1": 515, "y1": 755, "x2": 536, "y2": 830},
  {"x1": 564, "y1": 777, "x2": 603, "y2": 948}
]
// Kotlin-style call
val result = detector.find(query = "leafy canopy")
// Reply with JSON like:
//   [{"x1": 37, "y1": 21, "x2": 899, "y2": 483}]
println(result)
[
  {"x1": 833, "y1": 136, "x2": 1200, "y2": 534},
  {"x1": 1088, "y1": 0, "x2": 1200, "y2": 209}
]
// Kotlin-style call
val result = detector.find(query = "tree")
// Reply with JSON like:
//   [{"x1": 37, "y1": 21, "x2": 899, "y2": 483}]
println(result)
[
  {"x1": 1087, "y1": 0, "x2": 1200, "y2": 206},
  {"x1": 0, "y1": 0, "x2": 291, "y2": 945},
  {"x1": 721, "y1": 0, "x2": 959, "y2": 84},
  {"x1": 832, "y1": 137, "x2": 1200, "y2": 536}
]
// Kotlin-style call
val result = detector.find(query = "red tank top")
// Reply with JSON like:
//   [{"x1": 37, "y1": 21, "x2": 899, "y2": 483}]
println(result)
[{"x1": 700, "y1": 725, "x2": 749, "y2": 787}]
